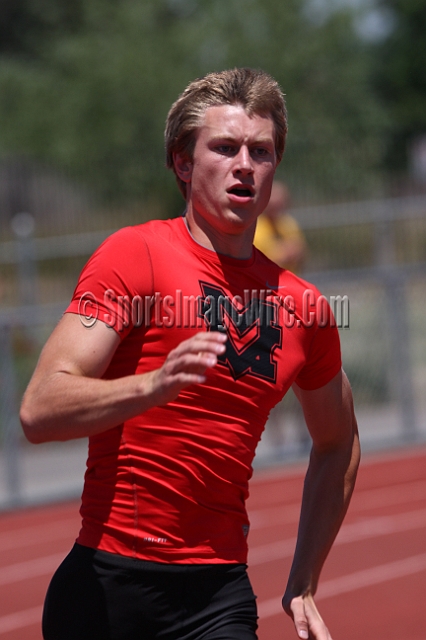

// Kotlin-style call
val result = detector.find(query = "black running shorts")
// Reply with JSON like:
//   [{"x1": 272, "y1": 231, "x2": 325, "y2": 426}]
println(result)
[{"x1": 42, "y1": 544, "x2": 258, "y2": 640}]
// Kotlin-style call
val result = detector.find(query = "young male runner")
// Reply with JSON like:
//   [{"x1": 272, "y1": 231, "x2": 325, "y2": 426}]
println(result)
[{"x1": 21, "y1": 68, "x2": 360, "y2": 640}]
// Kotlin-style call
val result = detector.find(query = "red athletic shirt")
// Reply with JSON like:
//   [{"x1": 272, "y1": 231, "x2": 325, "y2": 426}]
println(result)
[{"x1": 66, "y1": 216, "x2": 341, "y2": 563}]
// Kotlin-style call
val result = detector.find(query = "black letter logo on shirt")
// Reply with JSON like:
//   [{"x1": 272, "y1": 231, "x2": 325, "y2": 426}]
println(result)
[{"x1": 198, "y1": 282, "x2": 282, "y2": 383}]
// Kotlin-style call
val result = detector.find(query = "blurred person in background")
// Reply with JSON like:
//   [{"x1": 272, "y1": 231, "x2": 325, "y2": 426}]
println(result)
[
  {"x1": 255, "y1": 180, "x2": 308, "y2": 454},
  {"x1": 254, "y1": 180, "x2": 306, "y2": 273}
]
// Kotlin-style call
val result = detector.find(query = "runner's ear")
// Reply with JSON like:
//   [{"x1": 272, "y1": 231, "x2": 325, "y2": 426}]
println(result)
[{"x1": 173, "y1": 152, "x2": 193, "y2": 184}]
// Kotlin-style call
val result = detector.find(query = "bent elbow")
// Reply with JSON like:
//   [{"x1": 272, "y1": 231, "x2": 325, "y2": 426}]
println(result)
[{"x1": 20, "y1": 400, "x2": 48, "y2": 444}]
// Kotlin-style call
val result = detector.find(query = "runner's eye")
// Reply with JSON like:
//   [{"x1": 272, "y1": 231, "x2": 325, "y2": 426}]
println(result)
[
  {"x1": 216, "y1": 145, "x2": 235, "y2": 155},
  {"x1": 253, "y1": 147, "x2": 270, "y2": 157}
]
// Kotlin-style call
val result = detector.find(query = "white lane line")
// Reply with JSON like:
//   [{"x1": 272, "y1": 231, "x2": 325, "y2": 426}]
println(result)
[
  {"x1": 0, "y1": 605, "x2": 42, "y2": 635},
  {"x1": 317, "y1": 552, "x2": 426, "y2": 599},
  {"x1": 249, "y1": 504, "x2": 301, "y2": 528},
  {"x1": 350, "y1": 479, "x2": 426, "y2": 511},
  {"x1": 257, "y1": 551, "x2": 426, "y2": 619},
  {"x1": 0, "y1": 519, "x2": 78, "y2": 552},
  {"x1": 0, "y1": 552, "x2": 65, "y2": 586},
  {"x1": 249, "y1": 537, "x2": 297, "y2": 566},
  {"x1": 249, "y1": 507, "x2": 426, "y2": 566},
  {"x1": 337, "y1": 508, "x2": 426, "y2": 543},
  {"x1": 249, "y1": 479, "x2": 426, "y2": 529}
]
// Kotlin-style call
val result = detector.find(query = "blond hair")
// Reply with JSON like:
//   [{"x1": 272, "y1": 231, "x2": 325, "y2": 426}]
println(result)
[{"x1": 165, "y1": 68, "x2": 288, "y2": 198}]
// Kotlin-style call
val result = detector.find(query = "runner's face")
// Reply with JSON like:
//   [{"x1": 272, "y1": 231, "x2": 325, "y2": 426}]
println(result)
[{"x1": 184, "y1": 104, "x2": 277, "y2": 247}]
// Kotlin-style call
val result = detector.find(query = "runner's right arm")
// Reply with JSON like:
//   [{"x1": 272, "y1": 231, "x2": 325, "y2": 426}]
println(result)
[{"x1": 20, "y1": 313, "x2": 226, "y2": 443}]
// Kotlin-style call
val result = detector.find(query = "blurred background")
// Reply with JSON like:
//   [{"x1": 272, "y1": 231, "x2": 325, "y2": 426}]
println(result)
[{"x1": 1, "y1": 0, "x2": 426, "y2": 508}]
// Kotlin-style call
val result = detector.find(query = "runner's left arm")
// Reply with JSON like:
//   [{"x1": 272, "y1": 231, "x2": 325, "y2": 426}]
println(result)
[{"x1": 282, "y1": 368, "x2": 360, "y2": 640}]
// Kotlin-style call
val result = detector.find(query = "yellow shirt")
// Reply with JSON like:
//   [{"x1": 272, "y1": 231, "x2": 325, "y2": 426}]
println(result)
[{"x1": 254, "y1": 213, "x2": 306, "y2": 272}]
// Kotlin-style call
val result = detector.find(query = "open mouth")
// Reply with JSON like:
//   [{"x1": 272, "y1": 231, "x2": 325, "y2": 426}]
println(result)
[{"x1": 227, "y1": 187, "x2": 253, "y2": 198}]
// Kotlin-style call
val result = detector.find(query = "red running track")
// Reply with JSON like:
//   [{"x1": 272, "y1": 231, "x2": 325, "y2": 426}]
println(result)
[{"x1": 1, "y1": 445, "x2": 426, "y2": 640}]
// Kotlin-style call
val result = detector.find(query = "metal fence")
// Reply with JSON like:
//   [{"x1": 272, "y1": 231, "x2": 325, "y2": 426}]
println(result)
[{"x1": 1, "y1": 193, "x2": 426, "y2": 509}]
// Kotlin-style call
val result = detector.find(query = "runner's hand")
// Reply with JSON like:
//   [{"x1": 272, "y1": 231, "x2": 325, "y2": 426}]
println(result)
[
  {"x1": 283, "y1": 593, "x2": 333, "y2": 640},
  {"x1": 146, "y1": 331, "x2": 227, "y2": 406}
]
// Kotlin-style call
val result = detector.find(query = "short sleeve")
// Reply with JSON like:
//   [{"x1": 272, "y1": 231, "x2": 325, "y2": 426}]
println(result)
[
  {"x1": 66, "y1": 226, "x2": 154, "y2": 339},
  {"x1": 294, "y1": 302, "x2": 342, "y2": 391}
]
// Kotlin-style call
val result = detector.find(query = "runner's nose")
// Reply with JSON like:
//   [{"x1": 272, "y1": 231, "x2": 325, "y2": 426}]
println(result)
[{"x1": 234, "y1": 146, "x2": 254, "y2": 175}]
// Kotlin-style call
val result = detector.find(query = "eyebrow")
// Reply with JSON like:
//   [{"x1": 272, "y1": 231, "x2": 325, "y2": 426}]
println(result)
[{"x1": 208, "y1": 135, "x2": 275, "y2": 146}]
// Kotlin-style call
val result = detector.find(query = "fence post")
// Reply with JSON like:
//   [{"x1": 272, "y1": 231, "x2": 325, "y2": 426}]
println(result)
[
  {"x1": 375, "y1": 219, "x2": 418, "y2": 440},
  {"x1": 0, "y1": 324, "x2": 22, "y2": 507},
  {"x1": 11, "y1": 212, "x2": 38, "y2": 309}
]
